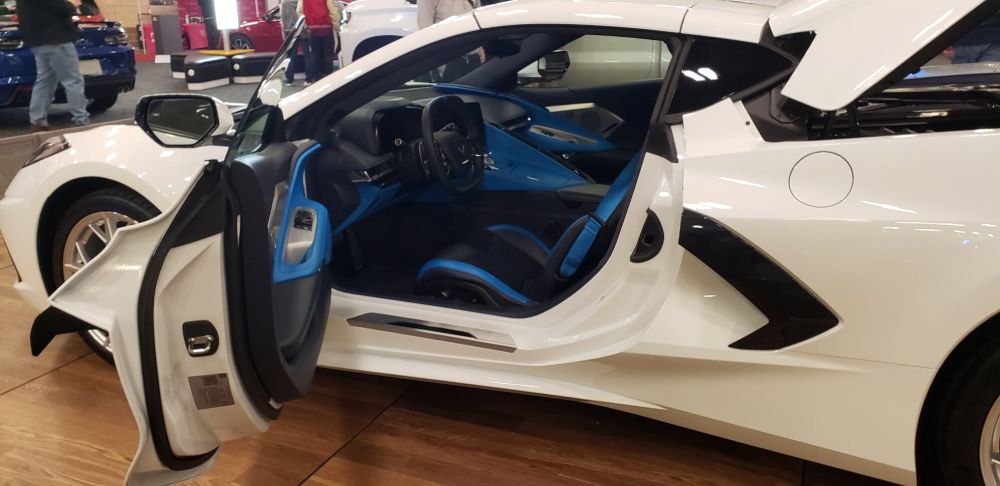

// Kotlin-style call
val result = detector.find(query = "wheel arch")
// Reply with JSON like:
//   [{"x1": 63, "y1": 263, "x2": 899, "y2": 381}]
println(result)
[
  {"x1": 36, "y1": 177, "x2": 159, "y2": 294},
  {"x1": 916, "y1": 310, "x2": 1000, "y2": 483},
  {"x1": 353, "y1": 35, "x2": 401, "y2": 61}
]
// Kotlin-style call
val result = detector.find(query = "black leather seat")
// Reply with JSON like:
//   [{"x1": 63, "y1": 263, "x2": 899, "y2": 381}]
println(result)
[{"x1": 417, "y1": 155, "x2": 639, "y2": 307}]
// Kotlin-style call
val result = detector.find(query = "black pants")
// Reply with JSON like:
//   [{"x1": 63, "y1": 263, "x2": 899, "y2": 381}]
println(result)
[
  {"x1": 306, "y1": 31, "x2": 337, "y2": 82},
  {"x1": 431, "y1": 54, "x2": 482, "y2": 83}
]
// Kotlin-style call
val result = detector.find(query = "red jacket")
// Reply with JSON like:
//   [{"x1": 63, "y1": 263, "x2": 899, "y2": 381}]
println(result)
[{"x1": 299, "y1": 0, "x2": 339, "y2": 33}]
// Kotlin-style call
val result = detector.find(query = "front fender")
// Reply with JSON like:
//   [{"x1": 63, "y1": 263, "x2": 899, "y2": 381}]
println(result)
[{"x1": 0, "y1": 124, "x2": 226, "y2": 310}]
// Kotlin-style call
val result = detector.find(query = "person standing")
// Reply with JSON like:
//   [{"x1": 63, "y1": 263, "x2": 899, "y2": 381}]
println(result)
[
  {"x1": 17, "y1": 0, "x2": 90, "y2": 131},
  {"x1": 417, "y1": 0, "x2": 480, "y2": 30},
  {"x1": 298, "y1": 0, "x2": 341, "y2": 85},
  {"x1": 280, "y1": 0, "x2": 302, "y2": 86},
  {"x1": 417, "y1": 0, "x2": 481, "y2": 82}
]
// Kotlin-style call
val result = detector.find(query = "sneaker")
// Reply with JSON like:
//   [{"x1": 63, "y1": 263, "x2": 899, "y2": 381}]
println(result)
[
  {"x1": 304, "y1": 81, "x2": 314, "y2": 86},
  {"x1": 29, "y1": 123, "x2": 50, "y2": 133},
  {"x1": 72, "y1": 120, "x2": 91, "y2": 127},
  {"x1": 284, "y1": 80, "x2": 294, "y2": 87}
]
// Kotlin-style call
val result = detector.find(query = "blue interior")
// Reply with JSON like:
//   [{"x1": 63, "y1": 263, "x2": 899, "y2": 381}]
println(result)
[
  {"x1": 290, "y1": 83, "x2": 646, "y2": 307},
  {"x1": 273, "y1": 144, "x2": 334, "y2": 283}
]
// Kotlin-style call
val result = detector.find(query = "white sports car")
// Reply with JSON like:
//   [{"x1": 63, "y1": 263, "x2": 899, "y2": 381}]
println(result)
[{"x1": 2, "y1": 1, "x2": 1000, "y2": 484}]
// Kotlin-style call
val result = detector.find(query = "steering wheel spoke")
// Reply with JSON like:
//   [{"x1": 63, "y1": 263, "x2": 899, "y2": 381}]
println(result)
[{"x1": 421, "y1": 95, "x2": 486, "y2": 196}]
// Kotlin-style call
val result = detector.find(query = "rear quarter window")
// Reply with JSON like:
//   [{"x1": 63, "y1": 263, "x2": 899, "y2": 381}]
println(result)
[{"x1": 668, "y1": 37, "x2": 795, "y2": 116}]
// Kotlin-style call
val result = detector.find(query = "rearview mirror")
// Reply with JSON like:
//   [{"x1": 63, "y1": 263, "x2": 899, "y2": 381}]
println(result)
[
  {"x1": 135, "y1": 94, "x2": 234, "y2": 148},
  {"x1": 538, "y1": 50, "x2": 570, "y2": 81}
]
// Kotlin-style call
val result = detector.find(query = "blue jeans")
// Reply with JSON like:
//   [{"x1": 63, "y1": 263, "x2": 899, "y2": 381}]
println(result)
[
  {"x1": 954, "y1": 43, "x2": 1000, "y2": 64},
  {"x1": 284, "y1": 35, "x2": 302, "y2": 83},
  {"x1": 305, "y1": 31, "x2": 337, "y2": 83},
  {"x1": 30, "y1": 43, "x2": 89, "y2": 125}
]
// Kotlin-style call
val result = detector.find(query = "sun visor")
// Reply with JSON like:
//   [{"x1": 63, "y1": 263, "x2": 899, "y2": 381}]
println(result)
[{"x1": 771, "y1": 0, "x2": 996, "y2": 111}]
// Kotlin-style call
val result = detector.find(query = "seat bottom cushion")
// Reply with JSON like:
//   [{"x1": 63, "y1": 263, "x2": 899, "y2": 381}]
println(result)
[{"x1": 417, "y1": 225, "x2": 551, "y2": 307}]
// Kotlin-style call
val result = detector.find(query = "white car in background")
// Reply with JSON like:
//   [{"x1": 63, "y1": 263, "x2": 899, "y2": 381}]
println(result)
[
  {"x1": 338, "y1": 0, "x2": 417, "y2": 65},
  {"x1": 3, "y1": 1, "x2": 1000, "y2": 485}
]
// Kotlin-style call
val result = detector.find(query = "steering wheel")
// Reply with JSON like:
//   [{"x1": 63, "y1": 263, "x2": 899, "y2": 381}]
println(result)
[{"x1": 420, "y1": 95, "x2": 486, "y2": 196}]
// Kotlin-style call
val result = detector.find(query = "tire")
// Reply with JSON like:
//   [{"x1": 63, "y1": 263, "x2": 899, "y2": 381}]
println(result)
[
  {"x1": 933, "y1": 332, "x2": 1000, "y2": 485},
  {"x1": 87, "y1": 94, "x2": 118, "y2": 114},
  {"x1": 229, "y1": 34, "x2": 254, "y2": 51},
  {"x1": 50, "y1": 188, "x2": 158, "y2": 365},
  {"x1": 353, "y1": 36, "x2": 398, "y2": 62}
]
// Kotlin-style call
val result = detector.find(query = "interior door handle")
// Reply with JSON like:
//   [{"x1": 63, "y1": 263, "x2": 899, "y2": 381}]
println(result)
[{"x1": 283, "y1": 207, "x2": 318, "y2": 264}]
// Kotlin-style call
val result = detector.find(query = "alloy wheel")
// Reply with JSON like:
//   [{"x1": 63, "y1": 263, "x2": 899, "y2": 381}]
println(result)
[
  {"x1": 980, "y1": 394, "x2": 1000, "y2": 485},
  {"x1": 61, "y1": 211, "x2": 138, "y2": 354},
  {"x1": 230, "y1": 36, "x2": 252, "y2": 50}
]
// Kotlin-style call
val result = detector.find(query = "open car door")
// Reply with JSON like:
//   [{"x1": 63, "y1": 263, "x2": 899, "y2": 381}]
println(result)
[{"x1": 29, "y1": 144, "x2": 332, "y2": 483}]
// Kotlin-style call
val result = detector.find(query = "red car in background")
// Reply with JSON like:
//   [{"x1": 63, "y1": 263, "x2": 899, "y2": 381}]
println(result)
[
  {"x1": 228, "y1": 5, "x2": 283, "y2": 52},
  {"x1": 229, "y1": 2, "x2": 348, "y2": 53}
]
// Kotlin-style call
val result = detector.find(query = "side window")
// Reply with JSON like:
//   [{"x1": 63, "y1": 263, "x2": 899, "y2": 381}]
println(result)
[
  {"x1": 517, "y1": 35, "x2": 672, "y2": 88},
  {"x1": 667, "y1": 37, "x2": 794, "y2": 116}
]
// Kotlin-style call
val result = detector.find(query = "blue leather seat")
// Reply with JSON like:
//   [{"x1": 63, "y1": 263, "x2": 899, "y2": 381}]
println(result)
[{"x1": 417, "y1": 155, "x2": 640, "y2": 307}]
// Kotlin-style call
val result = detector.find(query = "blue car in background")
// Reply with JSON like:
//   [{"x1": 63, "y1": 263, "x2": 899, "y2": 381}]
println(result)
[{"x1": 0, "y1": 11, "x2": 135, "y2": 114}]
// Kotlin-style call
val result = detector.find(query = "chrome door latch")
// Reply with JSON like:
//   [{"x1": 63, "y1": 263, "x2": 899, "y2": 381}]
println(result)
[
  {"x1": 186, "y1": 335, "x2": 215, "y2": 356},
  {"x1": 182, "y1": 320, "x2": 219, "y2": 357}
]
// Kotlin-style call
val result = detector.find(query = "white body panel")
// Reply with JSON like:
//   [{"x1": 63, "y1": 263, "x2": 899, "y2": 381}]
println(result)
[
  {"x1": 772, "y1": 0, "x2": 988, "y2": 110},
  {"x1": 0, "y1": 125, "x2": 225, "y2": 310},
  {"x1": 45, "y1": 171, "x2": 268, "y2": 483}
]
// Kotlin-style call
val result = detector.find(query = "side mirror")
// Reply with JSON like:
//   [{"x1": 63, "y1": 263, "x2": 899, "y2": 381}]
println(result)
[
  {"x1": 537, "y1": 50, "x2": 570, "y2": 81},
  {"x1": 135, "y1": 94, "x2": 234, "y2": 148}
]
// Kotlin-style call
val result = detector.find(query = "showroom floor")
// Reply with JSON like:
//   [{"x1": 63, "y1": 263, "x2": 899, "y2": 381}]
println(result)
[{"x1": 0, "y1": 237, "x2": 894, "y2": 485}]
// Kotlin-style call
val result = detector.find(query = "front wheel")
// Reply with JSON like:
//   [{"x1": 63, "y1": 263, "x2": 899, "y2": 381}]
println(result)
[
  {"x1": 87, "y1": 94, "x2": 118, "y2": 113},
  {"x1": 934, "y1": 335, "x2": 1000, "y2": 485},
  {"x1": 229, "y1": 34, "x2": 254, "y2": 51},
  {"x1": 50, "y1": 188, "x2": 158, "y2": 364}
]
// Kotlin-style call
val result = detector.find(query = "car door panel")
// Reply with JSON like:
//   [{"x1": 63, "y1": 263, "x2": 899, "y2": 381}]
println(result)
[
  {"x1": 230, "y1": 141, "x2": 333, "y2": 402},
  {"x1": 35, "y1": 143, "x2": 334, "y2": 482},
  {"x1": 510, "y1": 79, "x2": 663, "y2": 149},
  {"x1": 43, "y1": 166, "x2": 264, "y2": 482}
]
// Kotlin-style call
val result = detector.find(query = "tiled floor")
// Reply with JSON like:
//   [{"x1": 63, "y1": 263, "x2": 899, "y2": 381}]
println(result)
[{"x1": 0, "y1": 236, "x2": 893, "y2": 485}]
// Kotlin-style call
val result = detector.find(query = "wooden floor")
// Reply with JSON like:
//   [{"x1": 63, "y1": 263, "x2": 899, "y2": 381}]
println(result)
[{"x1": 0, "y1": 236, "x2": 893, "y2": 485}]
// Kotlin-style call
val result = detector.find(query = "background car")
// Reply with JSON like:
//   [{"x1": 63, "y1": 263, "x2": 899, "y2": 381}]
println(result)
[
  {"x1": 0, "y1": 1, "x2": 135, "y2": 114},
  {"x1": 338, "y1": 0, "x2": 416, "y2": 65},
  {"x1": 229, "y1": 2, "x2": 352, "y2": 53},
  {"x1": 228, "y1": 5, "x2": 284, "y2": 52}
]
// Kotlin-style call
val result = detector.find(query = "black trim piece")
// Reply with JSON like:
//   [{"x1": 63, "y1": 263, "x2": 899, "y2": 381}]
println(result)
[
  {"x1": 136, "y1": 168, "x2": 224, "y2": 470},
  {"x1": 29, "y1": 307, "x2": 93, "y2": 356},
  {"x1": 630, "y1": 209, "x2": 663, "y2": 263},
  {"x1": 181, "y1": 321, "x2": 220, "y2": 357},
  {"x1": 220, "y1": 177, "x2": 281, "y2": 420},
  {"x1": 861, "y1": 0, "x2": 1000, "y2": 101},
  {"x1": 679, "y1": 210, "x2": 838, "y2": 350}
]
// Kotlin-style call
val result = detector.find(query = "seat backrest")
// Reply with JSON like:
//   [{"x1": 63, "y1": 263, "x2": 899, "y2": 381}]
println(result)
[{"x1": 556, "y1": 154, "x2": 640, "y2": 278}]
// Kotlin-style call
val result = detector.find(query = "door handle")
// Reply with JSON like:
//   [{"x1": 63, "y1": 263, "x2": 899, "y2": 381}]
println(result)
[
  {"x1": 182, "y1": 320, "x2": 219, "y2": 357},
  {"x1": 186, "y1": 335, "x2": 215, "y2": 356},
  {"x1": 282, "y1": 207, "x2": 318, "y2": 264}
]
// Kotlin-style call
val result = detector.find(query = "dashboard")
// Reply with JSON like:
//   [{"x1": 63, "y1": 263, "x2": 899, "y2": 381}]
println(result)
[{"x1": 318, "y1": 87, "x2": 611, "y2": 234}]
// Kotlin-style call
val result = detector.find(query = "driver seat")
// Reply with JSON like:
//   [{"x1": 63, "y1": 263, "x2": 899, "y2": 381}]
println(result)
[{"x1": 416, "y1": 155, "x2": 640, "y2": 307}]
